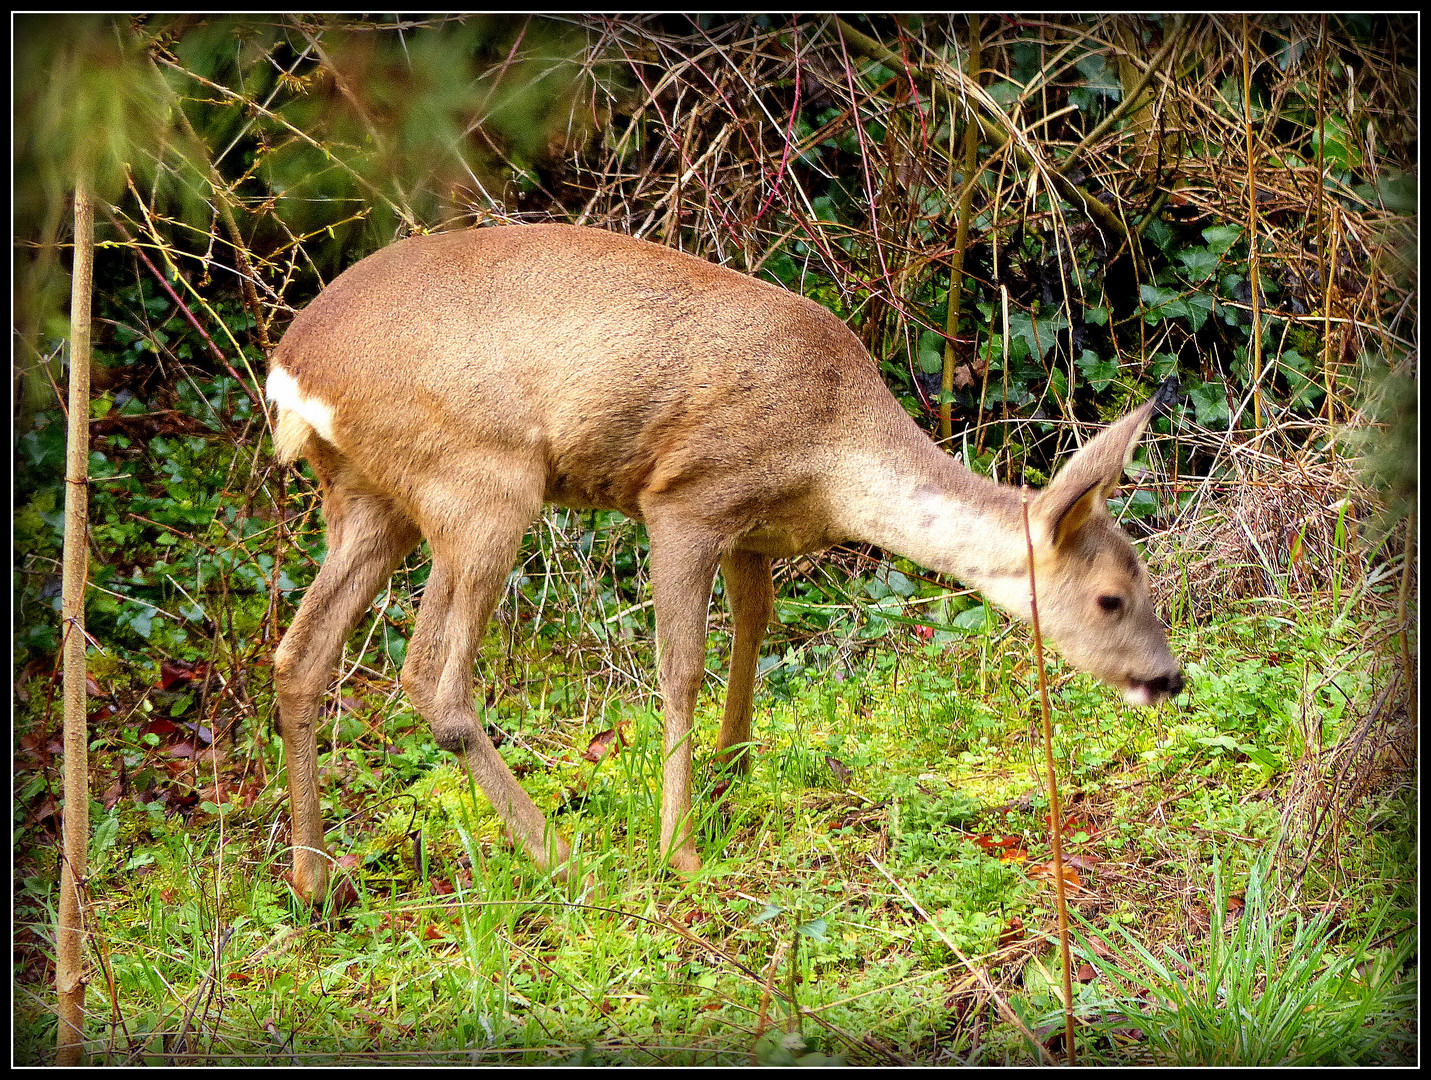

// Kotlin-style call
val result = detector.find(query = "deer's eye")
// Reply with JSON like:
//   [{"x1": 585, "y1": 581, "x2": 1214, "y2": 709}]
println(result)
[{"x1": 1097, "y1": 594, "x2": 1124, "y2": 614}]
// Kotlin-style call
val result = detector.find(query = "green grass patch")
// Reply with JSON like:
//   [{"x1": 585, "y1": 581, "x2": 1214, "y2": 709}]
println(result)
[{"x1": 13, "y1": 593, "x2": 1415, "y2": 1064}]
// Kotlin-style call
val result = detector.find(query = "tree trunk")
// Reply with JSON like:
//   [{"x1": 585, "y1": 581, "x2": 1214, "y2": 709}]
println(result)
[{"x1": 56, "y1": 175, "x2": 94, "y2": 1067}]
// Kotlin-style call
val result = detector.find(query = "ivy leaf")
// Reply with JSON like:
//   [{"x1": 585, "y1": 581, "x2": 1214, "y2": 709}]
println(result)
[
  {"x1": 1139, "y1": 285, "x2": 1187, "y2": 323},
  {"x1": 1176, "y1": 245, "x2": 1219, "y2": 283},
  {"x1": 1006, "y1": 311, "x2": 1067, "y2": 359},
  {"x1": 1150, "y1": 353, "x2": 1179, "y2": 382},
  {"x1": 1202, "y1": 225, "x2": 1242, "y2": 253},
  {"x1": 952, "y1": 605, "x2": 992, "y2": 632},
  {"x1": 917, "y1": 330, "x2": 945, "y2": 375},
  {"x1": 797, "y1": 918, "x2": 828, "y2": 941},
  {"x1": 1144, "y1": 218, "x2": 1174, "y2": 251},
  {"x1": 753, "y1": 903, "x2": 785, "y2": 925},
  {"x1": 1185, "y1": 292, "x2": 1215, "y2": 332},
  {"x1": 1188, "y1": 380, "x2": 1230, "y2": 428},
  {"x1": 885, "y1": 570, "x2": 917, "y2": 598},
  {"x1": 1076, "y1": 349, "x2": 1119, "y2": 391}
]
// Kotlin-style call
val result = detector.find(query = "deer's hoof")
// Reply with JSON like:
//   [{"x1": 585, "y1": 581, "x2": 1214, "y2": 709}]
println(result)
[{"x1": 667, "y1": 847, "x2": 703, "y2": 876}]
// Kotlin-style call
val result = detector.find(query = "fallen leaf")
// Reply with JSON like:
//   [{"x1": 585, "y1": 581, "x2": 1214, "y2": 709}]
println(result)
[
  {"x1": 144, "y1": 717, "x2": 181, "y2": 738},
  {"x1": 998, "y1": 915, "x2": 1025, "y2": 949},
  {"x1": 1188, "y1": 903, "x2": 1211, "y2": 934},
  {"x1": 26, "y1": 796, "x2": 58, "y2": 826},
  {"x1": 971, "y1": 833, "x2": 1022, "y2": 852},
  {"x1": 17, "y1": 730, "x2": 54, "y2": 769},
  {"x1": 328, "y1": 877, "x2": 360, "y2": 912},
  {"x1": 582, "y1": 725, "x2": 626, "y2": 763},
  {"x1": 1028, "y1": 861, "x2": 1082, "y2": 888},
  {"x1": 87, "y1": 702, "x2": 119, "y2": 725},
  {"x1": 159, "y1": 659, "x2": 209, "y2": 692},
  {"x1": 971, "y1": 833, "x2": 1029, "y2": 862}
]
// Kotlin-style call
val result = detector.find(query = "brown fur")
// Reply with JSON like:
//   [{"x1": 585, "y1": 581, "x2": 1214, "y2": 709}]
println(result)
[{"x1": 267, "y1": 224, "x2": 1182, "y2": 900}]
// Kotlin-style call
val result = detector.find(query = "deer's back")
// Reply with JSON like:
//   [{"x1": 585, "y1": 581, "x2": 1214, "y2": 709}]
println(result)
[{"x1": 271, "y1": 225, "x2": 898, "y2": 520}]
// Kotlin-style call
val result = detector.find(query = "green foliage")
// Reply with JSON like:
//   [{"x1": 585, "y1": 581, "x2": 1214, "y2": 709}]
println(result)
[
  {"x1": 13, "y1": 16, "x2": 174, "y2": 217},
  {"x1": 1074, "y1": 858, "x2": 1415, "y2": 1065},
  {"x1": 12, "y1": 13, "x2": 1415, "y2": 1066}
]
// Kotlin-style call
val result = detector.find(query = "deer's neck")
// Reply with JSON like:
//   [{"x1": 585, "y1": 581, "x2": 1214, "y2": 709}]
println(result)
[{"x1": 830, "y1": 431, "x2": 1032, "y2": 598}]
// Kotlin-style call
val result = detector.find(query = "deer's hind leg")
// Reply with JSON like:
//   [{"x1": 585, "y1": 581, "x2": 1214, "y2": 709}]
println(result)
[
  {"x1": 398, "y1": 464, "x2": 573, "y2": 873},
  {"x1": 274, "y1": 477, "x2": 419, "y2": 903}
]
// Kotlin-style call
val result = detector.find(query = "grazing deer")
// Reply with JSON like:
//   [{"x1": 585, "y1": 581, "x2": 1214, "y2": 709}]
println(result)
[{"x1": 267, "y1": 224, "x2": 1182, "y2": 901}]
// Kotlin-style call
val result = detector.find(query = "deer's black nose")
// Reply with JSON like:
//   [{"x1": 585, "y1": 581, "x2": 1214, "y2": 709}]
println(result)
[{"x1": 1133, "y1": 671, "x2": 1184, "y2": 698}]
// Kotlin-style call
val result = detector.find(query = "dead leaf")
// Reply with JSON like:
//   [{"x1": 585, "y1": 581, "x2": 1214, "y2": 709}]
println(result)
[
  {"x1": 1188, "y1": 903, "x2": 1211, "y2": 934},
  {"x1": 159, "y1": 659, "x2": 209, "y2": 692},
  {"x1": 329, "y1": 877, "x2": 360, "y2": 912},
  {"x1": 971, "y1": 833, "x2": 1028, "y2": 862},
  {"x1": 18, "y1": 730, "x2": 54, "y2": 769},
  {"x1": 998, "y1": 915, "x2": 1026, "y2": 949},
  {"x1": 26, "y1": 796, "x2": 58, "y2": 827},
  {"x1": 87, "y1": 701, "x2": 119, "y2": 725},
  {"x1": 1028, "y1": 861, "x2": 1082, "y2": 889},
  {"x1": 582, "y1": 725, "x2": 626, "y2": 763},
  {"x1": 144, "y1": 717, "x2": 181, "y2": 738}
]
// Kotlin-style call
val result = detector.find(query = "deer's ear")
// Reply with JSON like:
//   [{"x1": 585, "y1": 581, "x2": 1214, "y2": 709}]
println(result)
[
  {"x1": 1032, "y1": 477, "x2": 1105, "y2": 551},
  {"x1": 1033, "y1": 383, "x2": 1173, "y2": 550}
]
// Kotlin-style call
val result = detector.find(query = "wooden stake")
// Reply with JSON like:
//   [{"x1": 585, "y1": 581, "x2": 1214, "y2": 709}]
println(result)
[
  {"x1": 57, "y1": 175, "x2": 94, "y2": 1065},
  {"x1": 1022, "y1": 491, "x2": 1075, "y2": 1064}
]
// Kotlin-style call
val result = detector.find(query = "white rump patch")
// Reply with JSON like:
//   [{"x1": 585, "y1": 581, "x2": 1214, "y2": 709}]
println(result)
[{"x1": 266, "y1": 364, "x2": 337, "y2": 445}]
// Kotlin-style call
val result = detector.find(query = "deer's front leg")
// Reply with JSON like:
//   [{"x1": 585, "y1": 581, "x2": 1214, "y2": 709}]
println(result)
[
  {"x1": 715, "y1": 549, "x2": 773, "y2": 773},
  {"x1": 646, "y1": 525, "x2": 722, "y2": 874}
]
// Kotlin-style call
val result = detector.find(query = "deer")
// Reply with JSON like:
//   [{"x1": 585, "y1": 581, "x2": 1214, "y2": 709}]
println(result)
[{"x1": 266, "y1": 223, "x2": 1183, "y2": 903}]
